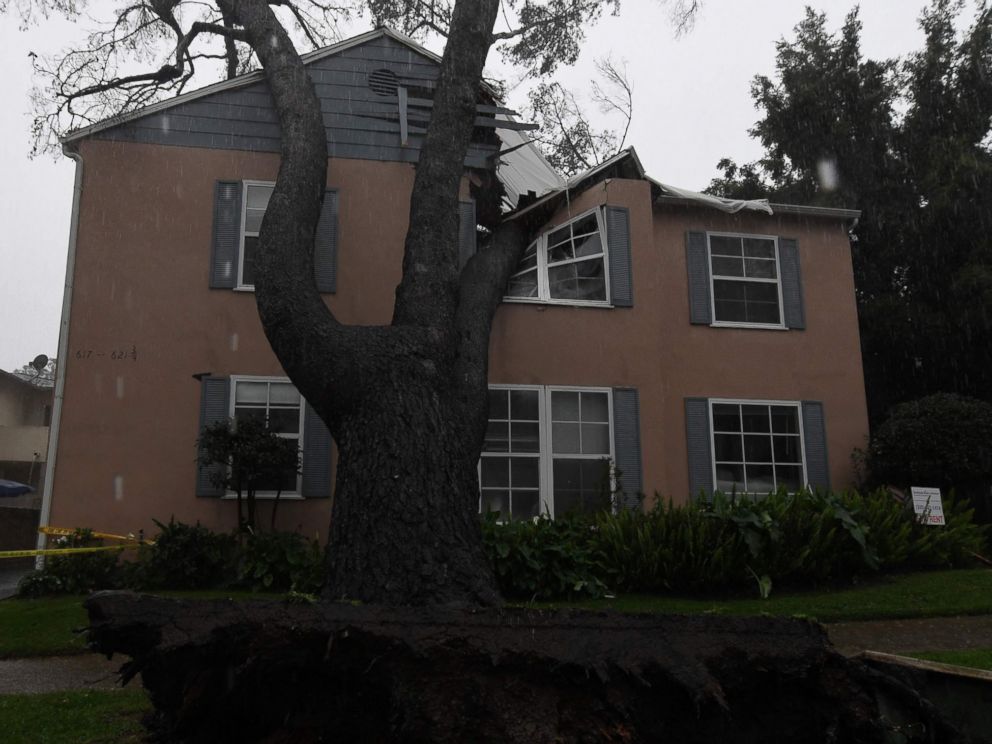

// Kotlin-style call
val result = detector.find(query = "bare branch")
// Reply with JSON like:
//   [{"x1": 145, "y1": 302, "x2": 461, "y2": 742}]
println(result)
[{"x1": 591, "y1": 54, "x2": 632, "y2": 150}]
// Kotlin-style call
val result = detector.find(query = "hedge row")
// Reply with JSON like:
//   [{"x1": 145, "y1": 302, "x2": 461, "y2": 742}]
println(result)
[
  {"x1": 482, "y1": 488, "x2": 987, "y2": 600},
  {"x1": 20, "y1": 489, "x2": 986, "y2": 601}
]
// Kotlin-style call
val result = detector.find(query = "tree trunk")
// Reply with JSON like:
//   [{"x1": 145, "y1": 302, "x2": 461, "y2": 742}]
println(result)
[
  {"x1": 326, "y1": 382, "x2": 498, "y2": 606},
  {"x1": 219, "y1": 0, "x2": 511, "y2": 605}
]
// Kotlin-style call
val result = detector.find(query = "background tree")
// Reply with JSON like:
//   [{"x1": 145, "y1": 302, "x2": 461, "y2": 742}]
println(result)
[
  {"x1": 707, "y1": 1, "x2": 992, "y2": 421},
  {"x1": 15, "y1": 0, "x2": 694, "y2": 606}
]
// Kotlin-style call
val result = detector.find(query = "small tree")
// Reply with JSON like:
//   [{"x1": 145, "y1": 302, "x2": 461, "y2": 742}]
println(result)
[{"x1": 198, "y1": 418, "x2": 301, "y2": 532}]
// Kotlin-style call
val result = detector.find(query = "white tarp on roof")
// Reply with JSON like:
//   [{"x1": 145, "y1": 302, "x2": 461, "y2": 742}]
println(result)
[
  {"x1": 495, "y1": 117, "x2": 565, "y2": 210},
  {"x1": 649, "y1": 178, "x2": 773, "y2": 215}
]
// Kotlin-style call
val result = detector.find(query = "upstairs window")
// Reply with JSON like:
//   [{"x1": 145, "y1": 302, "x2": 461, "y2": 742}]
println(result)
[
  {"x1": 239, "y1": 182, "x2": 274, "y2": 289},
  {"x1": 708, "y1": 233, "x2": 783, "y2": 326},
  {"x1": 505, "y1": 209, "x2": 610, "y2": 305}
]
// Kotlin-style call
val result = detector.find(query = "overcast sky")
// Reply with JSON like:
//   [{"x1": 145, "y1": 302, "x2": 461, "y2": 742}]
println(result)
[{"x1": 0, "y1": 0, "x2": 975, "y2": 372}]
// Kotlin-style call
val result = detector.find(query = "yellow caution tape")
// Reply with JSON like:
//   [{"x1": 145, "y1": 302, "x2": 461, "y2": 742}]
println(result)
[
  {"x1": 0, "y1": 544, "x2": 139, "y2": 559},
  {"x1": 39, "y1": 526, "x2": 143, "y2": 542}
]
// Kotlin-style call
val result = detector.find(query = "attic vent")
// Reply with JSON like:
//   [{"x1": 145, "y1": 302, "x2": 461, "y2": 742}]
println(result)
[{"x1": 368, "y1": 69, "x2": 399, "y2": 96}]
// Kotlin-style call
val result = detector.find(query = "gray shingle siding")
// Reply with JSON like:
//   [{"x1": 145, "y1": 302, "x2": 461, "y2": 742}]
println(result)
[{"x1": 93, "y1": 37, "x2": 498, "y2": 166}]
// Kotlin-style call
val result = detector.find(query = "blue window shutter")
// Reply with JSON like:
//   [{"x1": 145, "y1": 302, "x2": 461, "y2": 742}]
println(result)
[
  {"x1": 802, "y1": 401, "x2": 830, "y2": 491},
  {"x1": 314, "y1": 190, "x2": 338, "y2": 293},
  {"x1": 458, "y1": 200, "x2": 476, "y2": 269},
  {"x1": 301, "y1": 401, "x2": 333, "y2": 498},
  {"x1": 686, "y1": 232, "x2": 712, "y2": 324},
  {"x1": 196, "y1": 376, "x2": 230, "y2": 497},
  {"x1": 210, "y1": 182, "x2": 241, "y2": 289},
  {"x1": 612, "y1": 387, "x2": 643, "y2": 510},
  {"x1": 685, "y1": 397, "x2": 713, "y2": 500},
  {"x1": 606, "y1": 206, "x2": 634, "y2": 307},
  {"x1": 779, "y1": 238, "x2": 806, "y2": 329}
]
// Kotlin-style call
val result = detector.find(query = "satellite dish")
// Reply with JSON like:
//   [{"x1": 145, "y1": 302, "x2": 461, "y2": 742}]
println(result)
[{"x1": 30, "y1": 355, "x2": 49, "y2": 373}]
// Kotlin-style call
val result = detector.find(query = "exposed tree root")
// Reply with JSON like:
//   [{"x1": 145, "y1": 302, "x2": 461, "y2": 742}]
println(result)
[{"x1": 84, "y1": 591, "x2": 963, "y2": 743}]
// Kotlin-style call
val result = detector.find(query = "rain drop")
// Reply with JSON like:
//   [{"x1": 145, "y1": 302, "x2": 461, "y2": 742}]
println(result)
[
  {"x1": 116, "y1": 375, "x2": 125, "y2": 399},
  {"x1": 230, "y1": 333, "x2": 239, "y2": 352},
  {"x1": 113, "y1": 475, "x2": 124, "y2": 502},
  {"x1": 817, "y1": 158, "x2": 839, "y2": 191}
]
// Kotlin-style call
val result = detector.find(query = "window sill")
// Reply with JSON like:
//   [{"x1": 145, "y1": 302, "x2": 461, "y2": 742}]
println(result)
[
  {"x1": 222, "y1": 493, "x2": 304, "y2": 501},
  {"x1": 233, "y1": 286, "x2": 255, "y2": 293},
  {"x1": 501, "y1": 297, "x2": 614, "y2": 309},
  {"x1": 709, "y1": 321, "x2": 788, "y2": 331}
]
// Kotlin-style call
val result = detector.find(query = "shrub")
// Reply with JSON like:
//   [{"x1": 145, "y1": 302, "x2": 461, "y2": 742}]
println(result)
[
  {"x1": 481, "y1": 512, "x2": 607, "y2": 600},
  {"x1": 17, "y1": 529, "x2": 124, "y2": 597},
  {"x1": 591, "y1": 499, "x2": 747, "y2": 593},
  {"x1": 130, "y1": 519, "x2": 237, "y2": 590},
  {"x1": 868, "y1": 393, "x2": 992, "y2": 523},
  {"x1": 237, "y1": 531, "x2": 325, "y2": 594}
]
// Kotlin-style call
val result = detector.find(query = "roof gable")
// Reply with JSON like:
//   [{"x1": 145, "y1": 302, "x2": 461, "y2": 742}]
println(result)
[{"x1": 62, "y1": 28, "x2": 517, "y2": 170}]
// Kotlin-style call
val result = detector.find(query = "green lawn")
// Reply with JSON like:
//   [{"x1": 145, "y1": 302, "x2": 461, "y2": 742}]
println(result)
[
  {"x1": 910, "y1": 648, "x2": 992, "y2": 672},
  {"x1": 0, "y1": 689, "x2": 150, "y2": 744},
  {"x1": 532, "y1": 568, "x2": 992, "y2": 623}
]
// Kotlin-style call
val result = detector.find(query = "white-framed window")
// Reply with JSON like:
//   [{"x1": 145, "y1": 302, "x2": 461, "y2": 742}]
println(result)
[
  {"x1": 708, "y1": 232, "x2": 784, "y2": 327},
  {"x1": 229, "y1": 375, "x2": 303, "y2": 495},
  {"x1": 480, "y1": 385, "x2": 614, "y2": 520},
  {"x1": 505, "y1": 208, "x2": 611, "y2": 305},
  {"x1": 238, "y1": 181, "x2": 275, "y2": 290},
  {"x1": 709, "y1": 399, "x2": 806, "y2": 495}
]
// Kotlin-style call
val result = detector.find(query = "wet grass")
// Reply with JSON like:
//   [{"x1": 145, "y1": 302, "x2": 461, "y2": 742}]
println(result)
[
  {"x1": 532, "y1": 568, "x2": 992, "y2": 623},
  {"x1": 0, "y1": 689, "x2": 150, "y2": 744}
]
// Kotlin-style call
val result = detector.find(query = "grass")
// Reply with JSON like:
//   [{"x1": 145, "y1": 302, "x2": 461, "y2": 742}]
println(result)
[
  {"x1": 0, "y1": 689, "x2": 151, "y2": 744},
  {"x1": 0, "y1": 589, "x2": 284, "y2": 659},
  {"x1": 532, "y1": 568, "x2": 992, "y2": 623},
  {"x1": 909, "y1": 648, "x2": 992, "y2": 672}
]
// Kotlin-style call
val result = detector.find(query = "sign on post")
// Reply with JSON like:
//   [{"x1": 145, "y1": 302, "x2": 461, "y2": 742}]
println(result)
[{"x1": 911, "y1": 487, "x2": 945, "y2": 526}]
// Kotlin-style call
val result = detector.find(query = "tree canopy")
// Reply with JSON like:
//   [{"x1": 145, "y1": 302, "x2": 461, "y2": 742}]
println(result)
[{"x1": 708, "y1": 0, "x2": 992, "y2": 420}]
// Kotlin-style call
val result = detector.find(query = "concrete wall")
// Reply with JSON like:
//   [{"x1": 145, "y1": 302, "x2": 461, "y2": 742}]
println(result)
[{"x1": 49, "y1": 140, "x2": 868, "y2": 538}]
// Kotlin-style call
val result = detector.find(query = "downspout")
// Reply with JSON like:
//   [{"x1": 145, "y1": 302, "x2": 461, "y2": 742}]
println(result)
[{"x1": 36, "y1": 145, "x2": 84, "y2": 567}]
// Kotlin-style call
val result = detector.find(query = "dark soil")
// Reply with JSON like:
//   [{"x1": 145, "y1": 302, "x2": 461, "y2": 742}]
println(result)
[{"x1": 84, "y1": 591, "x2": 963, "y2": 743}]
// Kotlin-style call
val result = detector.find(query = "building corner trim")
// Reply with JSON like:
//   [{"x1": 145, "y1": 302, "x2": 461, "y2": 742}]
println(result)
[{"x1": 36, "y1": 146, "x2": 84, "y2": 566}]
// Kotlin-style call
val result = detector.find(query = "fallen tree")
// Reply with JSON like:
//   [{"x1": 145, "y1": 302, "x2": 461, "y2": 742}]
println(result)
[{"x1": 85, "y1": 591, "x2": 961, "y2": 743}]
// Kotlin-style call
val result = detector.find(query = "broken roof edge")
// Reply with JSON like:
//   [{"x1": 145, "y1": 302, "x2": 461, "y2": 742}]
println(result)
[
  {"x1": 503, "y1": 148, "x2": 861, "y2": 225},
  {"x1": 61, "y1": 27, "x2": 499, "y2": 145}
]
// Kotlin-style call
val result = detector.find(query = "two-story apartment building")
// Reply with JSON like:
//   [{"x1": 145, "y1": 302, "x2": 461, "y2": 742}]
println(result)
[{"x1": 41, "y1": 28, "x2": 868, "y2": 540}]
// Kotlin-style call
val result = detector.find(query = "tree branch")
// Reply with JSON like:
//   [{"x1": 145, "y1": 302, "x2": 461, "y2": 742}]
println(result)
[{"x1": 391, "y1": 0, "x2": 500, "y2": 329}]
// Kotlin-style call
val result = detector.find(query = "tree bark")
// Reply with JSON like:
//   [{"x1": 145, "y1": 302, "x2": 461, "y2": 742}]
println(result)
[{"x1": 218, "y1": 0, "x2": 519, "y2": 605}]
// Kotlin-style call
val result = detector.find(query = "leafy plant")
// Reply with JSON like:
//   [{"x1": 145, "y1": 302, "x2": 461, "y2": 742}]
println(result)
[
  {"x1": 237, "y1": 531, "x2": 325, "y2": 594},
  {"x1": 17, "y1": 529, "x2": 124, "y2": 597},
  {"x1": 129, "y1": 519, "x2": 237, "y2": 591},
  {"x1": 481, "y1": 512, "x2": 608, "y2": 600}
]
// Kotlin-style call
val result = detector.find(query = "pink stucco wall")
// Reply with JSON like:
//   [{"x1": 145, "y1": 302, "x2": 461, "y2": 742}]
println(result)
[{"x1": 49, "y1": 140, "x2": 868, "y2": 538}]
